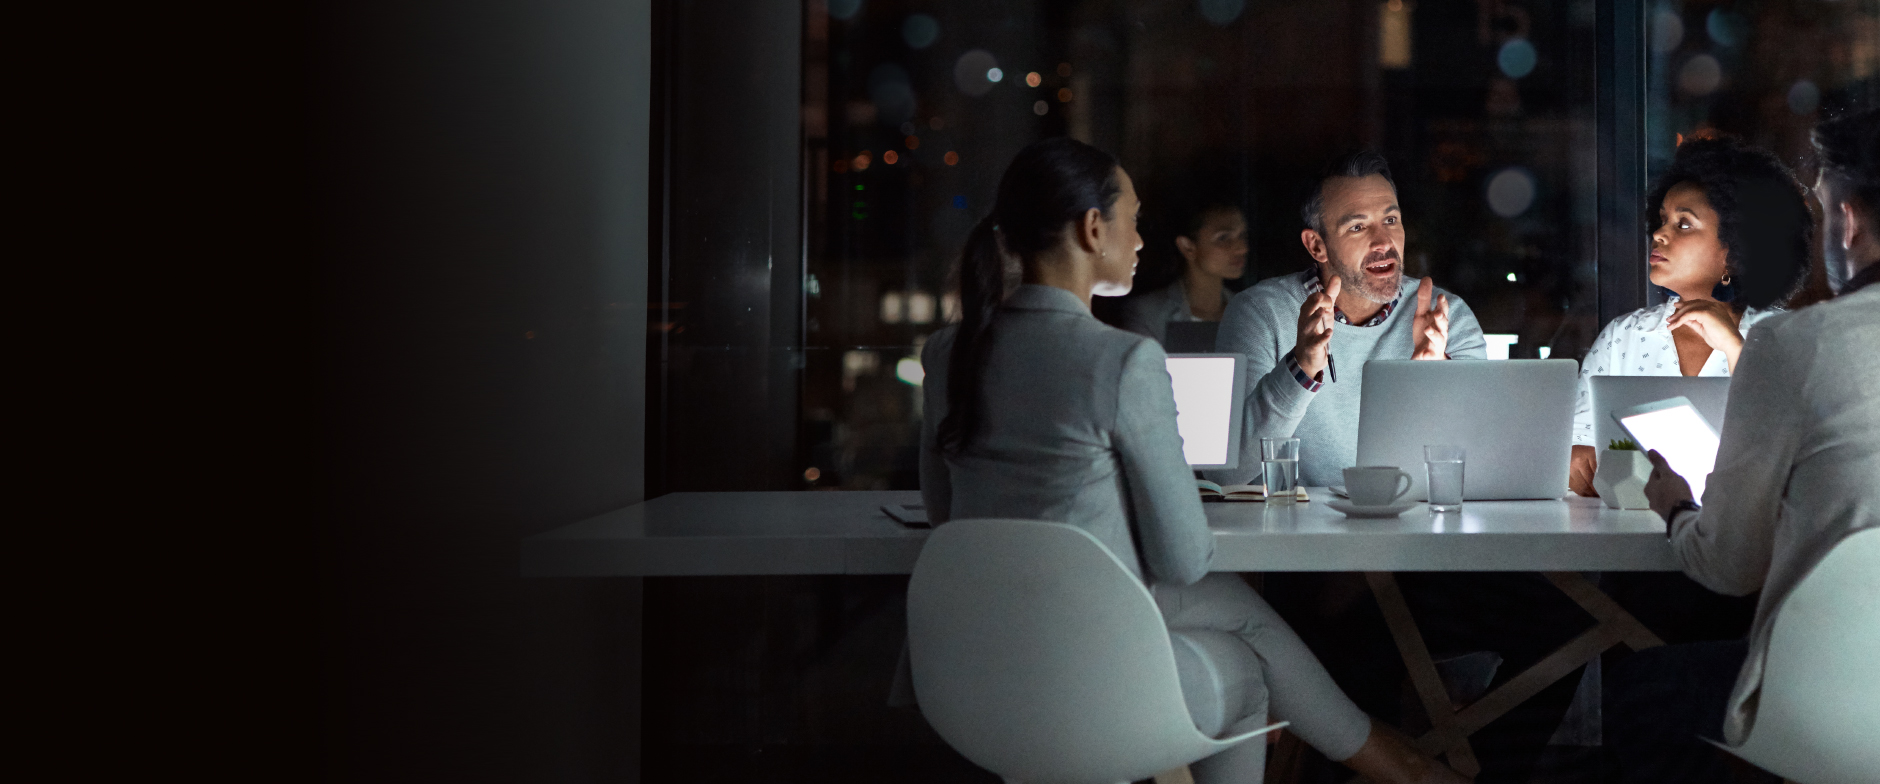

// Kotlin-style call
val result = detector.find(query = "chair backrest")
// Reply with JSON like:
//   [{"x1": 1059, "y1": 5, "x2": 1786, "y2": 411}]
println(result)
[
  {"x1": 1727, "y1": 526, "x2": 1880, "y2": 784},
  {"x1": 906, "y1": 519, "x2": 1209, "y2": 784}
]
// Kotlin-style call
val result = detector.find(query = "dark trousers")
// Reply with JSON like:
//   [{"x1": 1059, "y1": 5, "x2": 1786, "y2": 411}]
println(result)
[{"x1": 1603, "y1": 640, "x2": 1777, "y2": 784}]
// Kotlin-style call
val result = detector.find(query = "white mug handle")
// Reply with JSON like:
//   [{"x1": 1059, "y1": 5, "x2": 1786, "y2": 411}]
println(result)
[{"x1": 1393, "y1": 471, "x2": 1414, "y2": 502}]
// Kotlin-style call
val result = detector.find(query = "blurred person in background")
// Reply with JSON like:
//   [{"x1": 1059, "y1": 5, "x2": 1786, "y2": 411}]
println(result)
[
  {"x1": 1606, "y1": 106, "x2": 1880, "y2": 784},
  {"x1": 1120, "y1": 200, "x2": 1247, "y2": 346},
  {"x1": 1568, "y1": 137, "x2": 1813, "y2": 496}
]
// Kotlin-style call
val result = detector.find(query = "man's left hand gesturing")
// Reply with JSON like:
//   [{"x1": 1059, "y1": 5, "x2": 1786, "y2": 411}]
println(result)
[{"x1": 1411, "y1": 277, "x2": 1451, "y2": 360}]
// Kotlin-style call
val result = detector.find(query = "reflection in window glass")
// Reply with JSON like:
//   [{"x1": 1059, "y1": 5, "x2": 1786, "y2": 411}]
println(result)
[
  {"x1": 1647, "y1": 0, "x2": 1879, "y2": 179},
  {"x1": 799, "y1": 0, "x2": 1602, "y2": 491},
  {"x1": 1642, "y1": 0, "x2": 1879, "y2": 309}
]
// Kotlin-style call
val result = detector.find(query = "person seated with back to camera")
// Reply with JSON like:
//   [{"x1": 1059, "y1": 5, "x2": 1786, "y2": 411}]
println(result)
[
  {"x1": 1606, "y1": 106, "x2": 1880, "y2": 784},
  {"x1": 919, "y1": 138, "x2": 1469, "y2": 784},
  {"x1": 1567, "y1": 136, "x2": 1814, "y2": 497},
  {"x1": 1118, "y1": 198, "x2": 1248, "y2": 347}
]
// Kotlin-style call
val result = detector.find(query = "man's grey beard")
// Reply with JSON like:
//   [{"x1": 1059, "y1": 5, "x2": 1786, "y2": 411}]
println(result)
[{"x1": 1329, "y1": 255, "x2": 1403, "y2": 304}]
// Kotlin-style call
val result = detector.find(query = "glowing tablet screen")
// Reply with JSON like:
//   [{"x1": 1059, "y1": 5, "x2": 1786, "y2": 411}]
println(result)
[{"x1": 1617, "y1": 402, "x2": 1721, "y2": 502}]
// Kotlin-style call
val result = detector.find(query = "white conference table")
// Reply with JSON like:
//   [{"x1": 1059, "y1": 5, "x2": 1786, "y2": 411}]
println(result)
[
  {"x1": 521, "y1": 488, "x2": 1677, "y2": 577},
  {"x1": 522, "y1": 489, "x2": 1677, "y2": 776}
]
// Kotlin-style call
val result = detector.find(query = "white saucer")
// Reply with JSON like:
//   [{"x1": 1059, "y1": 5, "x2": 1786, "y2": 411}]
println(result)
[{"x1": 1326, "y1": 499, "x2": 1418, "y2": 518}]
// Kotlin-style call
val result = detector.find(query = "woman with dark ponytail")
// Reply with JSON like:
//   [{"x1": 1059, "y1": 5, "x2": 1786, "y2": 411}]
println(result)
[{"x1": 919, "y1": 138, "x2": 1467, "y2": 784}]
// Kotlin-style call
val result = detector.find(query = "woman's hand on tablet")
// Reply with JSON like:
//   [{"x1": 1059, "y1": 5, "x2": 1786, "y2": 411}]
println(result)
[{"x1": 1644, "y1": 449, "x2": 1695, "y2": 526}]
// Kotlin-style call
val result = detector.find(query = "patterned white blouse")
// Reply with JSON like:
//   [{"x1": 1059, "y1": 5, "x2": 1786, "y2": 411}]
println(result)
[{"x1": 1572, "y1": 298, "x2": 1778, "y2": 447}]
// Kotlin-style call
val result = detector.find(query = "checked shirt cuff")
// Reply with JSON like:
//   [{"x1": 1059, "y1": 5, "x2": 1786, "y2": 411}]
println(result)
[{"x1": 1285, "y1": 350, "x2": 1333, "y2": 392}]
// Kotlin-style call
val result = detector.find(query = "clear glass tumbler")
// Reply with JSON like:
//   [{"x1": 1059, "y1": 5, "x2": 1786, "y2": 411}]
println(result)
[
  {"x1": 1425, "y1": 444, "x2": 1466, "y2": 512},
  {"x1": 1261, "y1": 437, "x2": 1301, "y2": 504}
]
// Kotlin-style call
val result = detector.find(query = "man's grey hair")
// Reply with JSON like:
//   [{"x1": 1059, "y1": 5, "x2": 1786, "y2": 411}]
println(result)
[{"x1": 1301, "y1": 150, "x2": 1396, "y2": 235}]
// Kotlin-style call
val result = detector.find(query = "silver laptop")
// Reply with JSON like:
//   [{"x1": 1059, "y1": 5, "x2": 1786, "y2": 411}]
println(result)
[
  {"x1": 1589, "y1": 376, "x2": 1731, "y2": 451},
  {"x1": 1165, "y1": 353, "x2": 1246, "y2": 470},
  {"x1": 1357, "y1": 360, "x2": 1578, "y2": 500}
]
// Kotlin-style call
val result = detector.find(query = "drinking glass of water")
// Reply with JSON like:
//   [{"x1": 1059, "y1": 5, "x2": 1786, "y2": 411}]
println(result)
[
  {"x1": 1261, "y1": 437, "x2": 1301, "y2": 504},
  {"x1": 1425, "y1": 445, "x2": 1465, "y2": 512}
]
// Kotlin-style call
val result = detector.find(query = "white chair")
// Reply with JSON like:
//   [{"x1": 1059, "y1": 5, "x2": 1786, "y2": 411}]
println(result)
[
  {"x1": 1711, "y1": 527, "x2": 1880, "y2": 784},
  {"x1": 906, "y1": 518, "x2": 1284, "y2": 784}
]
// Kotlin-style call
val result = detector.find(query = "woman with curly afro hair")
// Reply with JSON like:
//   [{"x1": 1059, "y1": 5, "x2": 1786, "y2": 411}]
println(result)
[{"x1": 1567, "y1": 136, "x2": 1812, "y2": 496}]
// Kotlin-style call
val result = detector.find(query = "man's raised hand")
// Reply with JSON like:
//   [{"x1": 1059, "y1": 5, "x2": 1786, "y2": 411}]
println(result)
[
  {"x1": 1295, "y1": 273, "x2": 1339, "y2": 379},
  {"x1": 1411, "y1": 277, "x2": 1450, "y2": 360}
]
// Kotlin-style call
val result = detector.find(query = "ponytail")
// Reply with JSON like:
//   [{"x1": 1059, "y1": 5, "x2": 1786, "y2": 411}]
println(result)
[
  {"x1": 936, "y1": 137, "x2": 1123, "y2": 454},
  {"x1": 937, "y1": 216, "x2": 1004, "y2": 454}
]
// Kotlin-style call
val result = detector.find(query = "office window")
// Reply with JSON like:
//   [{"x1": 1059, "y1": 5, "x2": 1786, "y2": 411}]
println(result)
[
  {"x1": 648, "y1": 1, "x2": 1873, "y2": 494},
  {"x1": 1634, "y1": 0, "x2": 1880, "y2": 309},
  {"x1": 778, "y1": 0, "x2": 1603, "y2": 491},
  {"x1": 1646, "y1": 0, "x2": 1879, "y2": 179}
]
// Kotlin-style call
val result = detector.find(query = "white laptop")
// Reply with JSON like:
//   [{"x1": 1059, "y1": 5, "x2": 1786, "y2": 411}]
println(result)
[
  {"x1": 1357, "y1": 360, "x2": 1578, "y2": 500},
  {"x1": 1589, "y1": 376, "x2": 1731, "y2": 451},
  {"x1": 1165, "y1": 354, "x2": 1246, "y2": 470}
]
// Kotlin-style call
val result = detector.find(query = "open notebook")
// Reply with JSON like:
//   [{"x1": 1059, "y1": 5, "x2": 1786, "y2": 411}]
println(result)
[{"x1": 1197, "y1": 480, "x2": 1309, "y2": 502}]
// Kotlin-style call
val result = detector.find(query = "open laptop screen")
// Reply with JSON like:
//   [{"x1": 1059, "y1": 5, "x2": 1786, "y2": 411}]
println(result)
[{"x1": 1164, "y1": 354, "x2": 1245, "y2": 469}]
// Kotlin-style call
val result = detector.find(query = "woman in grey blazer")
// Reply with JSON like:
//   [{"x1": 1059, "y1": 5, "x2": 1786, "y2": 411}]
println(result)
[{"x1": 920, "y1": 138, "x2": 1466, "y2": 784}]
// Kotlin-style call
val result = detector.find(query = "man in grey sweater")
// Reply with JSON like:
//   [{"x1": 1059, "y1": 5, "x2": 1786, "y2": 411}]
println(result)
[
  {"x1": 1209, "y1": 151, "x2": 1486, "y2": 487},
  {"x1": 1214, "y1": 152, "x2": 1592, "y2": 784}
]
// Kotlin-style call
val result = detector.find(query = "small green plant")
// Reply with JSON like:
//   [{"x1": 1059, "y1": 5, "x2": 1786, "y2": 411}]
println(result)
[{"x1": 1608, "y1": 438, "x2": 1640, "y2": 451}]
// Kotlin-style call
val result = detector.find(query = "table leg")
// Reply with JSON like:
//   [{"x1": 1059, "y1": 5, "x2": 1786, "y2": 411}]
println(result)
[
  {"x1": 1365, "y1": 571, "x2": 1667, "y2": 767},
  {"x1": 1416, "y1": 624, "x2": 1623, "y2": 753},
  {"x1": 1363, "y1": 572, "x2": 1482, "y2": 777},
  {"x1": 1541, "y1": 571, "x2": 1665, "y2": 650}
]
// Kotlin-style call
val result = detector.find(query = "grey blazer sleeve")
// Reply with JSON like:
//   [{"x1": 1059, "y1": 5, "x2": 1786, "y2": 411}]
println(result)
[
  {"x1": 919, "y1": 335, "x2": 954, "y2": 523},
  {"x1": 1113, "y1": 339, "x2": 1215, "y2": 585},
  {"x1": 1208, "y1": 290, "x2": 1317, "y2": 486},
  {"x1": 1670, "y1": 322, "x2": 1795, "y2": 594}
]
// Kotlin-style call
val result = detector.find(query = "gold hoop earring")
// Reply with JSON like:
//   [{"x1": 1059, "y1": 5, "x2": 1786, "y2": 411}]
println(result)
[{"x1": 1720, "y1": 273, "x2": 1732, "y2": 285}]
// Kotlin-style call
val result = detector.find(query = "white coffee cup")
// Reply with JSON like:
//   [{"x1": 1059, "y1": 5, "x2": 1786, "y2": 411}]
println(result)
[{"x1": 1344, "y1": 466, "x2": 1413, "y2": 506}]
